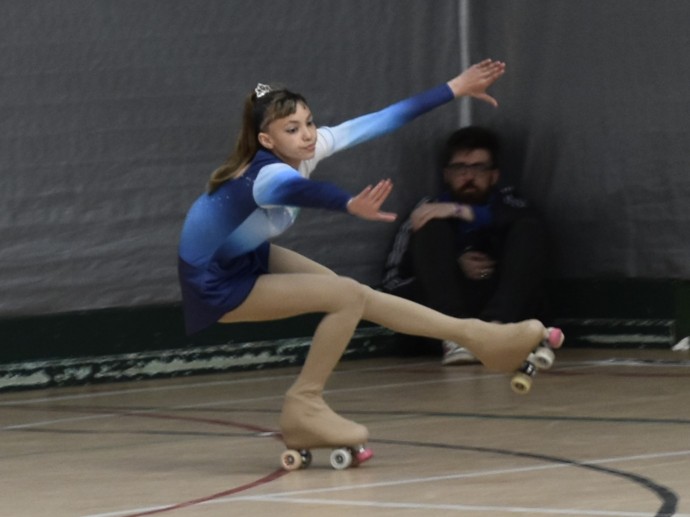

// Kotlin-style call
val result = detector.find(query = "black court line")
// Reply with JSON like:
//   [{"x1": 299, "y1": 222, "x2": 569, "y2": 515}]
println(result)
[
  {"x1": 4, "y1": 405, "x2": 683, "y2": 516},
  {"x1": 348, "y1": 409, "x2": 690, "y2": 426},
  {"x1": 5, "y1": 403, "x2": 690, "y2": 427},
  {"x1": 374, "y1": 438, "x2": 679, "y2": 517}
]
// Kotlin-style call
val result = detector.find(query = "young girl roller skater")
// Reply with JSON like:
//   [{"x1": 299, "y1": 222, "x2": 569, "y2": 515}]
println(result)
[{"x1": 178, "y1": 59, "x2": 559, "y2": 467}]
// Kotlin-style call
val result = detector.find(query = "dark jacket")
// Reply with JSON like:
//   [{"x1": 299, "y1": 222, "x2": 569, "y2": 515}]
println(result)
[{"x1": 381, "y1": 186, "x2": 537, "y2": 292}]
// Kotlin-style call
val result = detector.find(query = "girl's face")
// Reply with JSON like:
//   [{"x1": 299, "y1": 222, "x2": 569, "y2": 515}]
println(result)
[{"x1": 258, "y1": 102, "x2": 317, "y2": 168}]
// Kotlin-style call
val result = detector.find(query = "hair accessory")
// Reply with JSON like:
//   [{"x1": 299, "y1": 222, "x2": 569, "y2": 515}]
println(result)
[{"x1": 255, "y1": 83, "x2": 272, "y2": 98}]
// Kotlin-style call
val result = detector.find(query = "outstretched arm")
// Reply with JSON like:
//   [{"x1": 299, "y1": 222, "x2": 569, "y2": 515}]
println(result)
[{"x1": 310, "y1": 59, "x2": 507, "y2": 163}]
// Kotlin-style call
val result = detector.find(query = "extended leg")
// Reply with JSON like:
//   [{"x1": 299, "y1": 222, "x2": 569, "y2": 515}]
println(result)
[{"x1": 360, "y1": 287, "x2": 546, "y2": 372}]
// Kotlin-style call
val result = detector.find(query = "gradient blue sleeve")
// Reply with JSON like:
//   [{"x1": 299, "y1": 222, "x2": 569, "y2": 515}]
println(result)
[
  {"x1": 254, "y1": 164, "x2": 351, "y2": 211},
  {"x1": 321, "y1": 83, "x2": 454, "y2": 154}
]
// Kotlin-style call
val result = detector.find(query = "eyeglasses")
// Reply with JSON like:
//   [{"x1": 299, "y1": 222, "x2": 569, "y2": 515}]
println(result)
[{"x1": 444, "y1": 162, "x2": 495, "y2": 177}]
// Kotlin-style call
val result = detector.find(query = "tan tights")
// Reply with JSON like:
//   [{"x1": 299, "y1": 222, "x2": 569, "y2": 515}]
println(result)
[{"x1": 219, "y1": 245, "x2": 545, "y2": 448}]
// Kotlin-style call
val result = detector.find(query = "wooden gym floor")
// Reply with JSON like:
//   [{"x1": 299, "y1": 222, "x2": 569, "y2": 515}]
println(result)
[{"x1": 1, "y1": 347, "x2": 689, "y2": 517}]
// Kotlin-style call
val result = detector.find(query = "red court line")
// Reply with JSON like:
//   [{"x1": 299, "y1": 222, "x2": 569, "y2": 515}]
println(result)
[
  {"x1": 123, "y1": 468, "x2": 289, "y2": 516},
  {"x1": 6, "y1": 403, "x2": 291, "y2": 515},
  {"x1": 105, "y1": 410, "x2": 289, "y2": 516}
]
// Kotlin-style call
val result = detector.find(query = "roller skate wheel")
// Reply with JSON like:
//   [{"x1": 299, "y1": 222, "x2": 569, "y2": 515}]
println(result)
[
  {"x1": 329, "y1": 448, "x2": 353, "y2": 470},
  {"x1": 511, "y1": 372, "x2": 532, "y2": 395},
  {"x1": 533, "y1": 346, "x2": 555, "y2": 369},
  {"x1": 547, "y1": 327, "x2": 564, "y2": 349},
  {"x1": 280, "y1": 450, "x2": 303, "y2": 471}
]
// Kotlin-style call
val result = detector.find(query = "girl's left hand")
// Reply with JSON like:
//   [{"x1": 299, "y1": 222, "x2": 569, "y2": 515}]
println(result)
[
  {"x1": 447, "y1": 59, "x2": 506, "y2": 107},
  {"x1": 347, "y1": 179, "x2": 397, "y2": 222}
]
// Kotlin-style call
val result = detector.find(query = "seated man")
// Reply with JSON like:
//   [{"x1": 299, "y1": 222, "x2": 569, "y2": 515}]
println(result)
[{"x1": 382, "y1": 126, "x2": 549, "y2": 365}]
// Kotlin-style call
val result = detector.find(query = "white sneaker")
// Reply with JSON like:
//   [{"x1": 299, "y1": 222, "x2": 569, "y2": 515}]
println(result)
[{"x1": 441, "y1": 340, "x2": 477, "y2": 366}]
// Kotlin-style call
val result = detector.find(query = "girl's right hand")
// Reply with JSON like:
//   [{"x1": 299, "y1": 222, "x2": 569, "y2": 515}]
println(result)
[{"x1": 347, "y1": 179, "x2": 397, "y2": 222}]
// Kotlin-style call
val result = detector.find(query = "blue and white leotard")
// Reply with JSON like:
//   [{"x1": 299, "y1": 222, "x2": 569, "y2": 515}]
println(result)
[{"x1": 178, "y1": 83, "x2": 454, "y2": 334}]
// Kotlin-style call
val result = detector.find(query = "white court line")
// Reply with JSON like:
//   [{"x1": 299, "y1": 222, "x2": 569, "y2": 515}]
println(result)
[
  {"x1": 6, "y1": 356, "x2": 687, "y2": 515},
  {"x1": 0, "y1": 363, "x2": 514, "y2": 431},
  {"x1": 3, "y1": 355, "x2": 635, "y2": 407},
  {"x1": 87, "y1": 499, "x2": 671, "y2": 517},
  {"x1": 81, "y1": 449, "x2": 690, "y2": 517},
  {"x1": 0, "y1": 359, "x2": 638, "y2": 431},
  {"x1": 0, "y1": 357, "x2": 597, "y2": 409},
  {"x1": 3, "y1": 413, "x2": 119, "y2": 431},
  {"x1": 0, "y1": 359, "x2": 662, "y2": 431},
  {"x1": 6, "y1": 354, "x2": 678, "y2": 408},
  {"x1": 0, "y1": 360, "x2": 441, "y2": 406},
  {"x1": 213, "y1": 497, "x2": 683, "y2": 517},
  {"x1": 0, "y1": 373, "x2": 487, "y2": 431},
  {"x1": 224, "y1": 449, "x2": 690, "y2": 499}
]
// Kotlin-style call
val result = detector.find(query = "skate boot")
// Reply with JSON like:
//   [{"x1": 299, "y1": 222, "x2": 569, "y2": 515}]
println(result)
[
  {"x1": 510, "y1": 326, "x2": 565, "y2": 394},
  {"x1": 456, "y1": 319, "x2": 564, "y2": 394},
  {"x1": 279, "y1": 388, "x2": 372, "y2": 471},
  {"x1": 459, "y1": 319, "x2": 550, "y2": 373}
]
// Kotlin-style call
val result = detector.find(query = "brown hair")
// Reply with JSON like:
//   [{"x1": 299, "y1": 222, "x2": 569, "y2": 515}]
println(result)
[{"x1": 207, "y1": 87, "x2": 308, "y2": 193}]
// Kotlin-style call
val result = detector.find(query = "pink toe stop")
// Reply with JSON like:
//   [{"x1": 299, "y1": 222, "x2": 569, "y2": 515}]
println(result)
[
  {"x1": 547, "y1": 328, "x2": 564, "y2": 349},
  {"x1": 356, "y1": 448, "x2": 374, "y2": 464}
]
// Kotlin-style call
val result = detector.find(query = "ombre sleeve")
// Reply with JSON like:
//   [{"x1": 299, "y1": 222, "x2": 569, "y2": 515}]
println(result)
[
  {"x1": 301, "y1": 83, "x2": 454, "y2": 177},
  {"x1": 254, "y1": 163, "x2": 351, "y2": 212}
]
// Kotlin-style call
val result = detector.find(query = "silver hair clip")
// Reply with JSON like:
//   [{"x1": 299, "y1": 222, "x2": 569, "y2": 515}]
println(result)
[{"x1": 255, "y1": 83, "x2": 272, "y2": 98}]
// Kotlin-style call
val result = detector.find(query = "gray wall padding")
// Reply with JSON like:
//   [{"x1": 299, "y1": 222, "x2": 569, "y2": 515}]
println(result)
[
  {"x1": 470, "y1": 0, "x2": 690, "y2": 279},
  {"x1": 2, "y1": 0, "x2": 689, "y2": 318}
]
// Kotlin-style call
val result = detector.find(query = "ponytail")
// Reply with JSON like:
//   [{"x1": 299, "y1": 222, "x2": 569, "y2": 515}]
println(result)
[{"x1": 208, "y1": 92, "x2": 258, "y2": 192}]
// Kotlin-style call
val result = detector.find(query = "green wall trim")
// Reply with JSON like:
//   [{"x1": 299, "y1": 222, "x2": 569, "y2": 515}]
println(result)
[
  {"x1": 0, "y1": 327, "x2": 397, "y2": 392},
  {"x1": 1, "y1": 279, "x2": 687, "y2": 392},
  {"x1": 553, "y1": 318, "x2": 675, "y2": 349}
]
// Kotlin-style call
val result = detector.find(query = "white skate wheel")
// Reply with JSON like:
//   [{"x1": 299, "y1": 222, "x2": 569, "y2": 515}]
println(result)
[
  {"x1": 533, "y1": 347, "x2": 555, "y2": 369},
  {"x1": 280, "y1": 450, "x2": 303, "y2": 471},
  {"x1": 511, "y1": 372, "x2": 532, "y2": 395},
  {"x1": 329, "y1": 448, "x2": 353, "y2": 470}
]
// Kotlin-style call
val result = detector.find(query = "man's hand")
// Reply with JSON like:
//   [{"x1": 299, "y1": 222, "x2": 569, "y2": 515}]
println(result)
[
  {"x1": 346, "y1": 179, "x2": 397, "y2": 222},
  {"x1": 458, "y1": 250, "x2": 496, "y2": 281},
  {"x1": 410, "y1": 202, "x2": 473, "y2": 231}
]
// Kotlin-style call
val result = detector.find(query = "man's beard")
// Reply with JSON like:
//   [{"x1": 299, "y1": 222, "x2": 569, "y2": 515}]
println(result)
[{"x1": 453, "y1": 183, "x2": 490, "y2": 204}]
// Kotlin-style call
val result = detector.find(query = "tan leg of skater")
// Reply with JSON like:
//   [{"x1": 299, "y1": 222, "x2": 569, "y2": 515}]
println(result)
[
  {"x1": 267, "y1": 244, "x2": 336, "y2": 276},
  {"x1": 220, "y1": 247, "x2": 369, "y2": 448},
  {"x1": 219, "y1": 246, "x2": 546, "y2": 447},
  {"x1": 264, "y1": 247, "x2": 543, "y2": 369},
  {"x1": 359, "y1": 287, "x2": 545, "y2": 372},
  {"x1": 220, "y1": 273, "x2": 369, "y2": 448}
]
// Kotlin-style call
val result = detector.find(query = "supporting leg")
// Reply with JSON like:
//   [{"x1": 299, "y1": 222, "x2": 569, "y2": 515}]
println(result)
[{"x1": 220, "y1": 253, "x2": 370, "y2": 448}]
